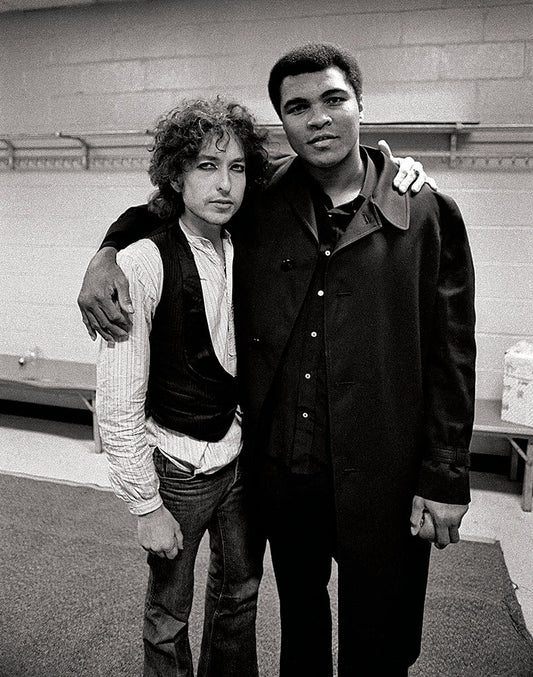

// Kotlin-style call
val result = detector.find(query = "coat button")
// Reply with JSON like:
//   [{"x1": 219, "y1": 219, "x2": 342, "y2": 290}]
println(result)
[{"x1": 281, "y1": 258, "x2": 295, "y2": 271}]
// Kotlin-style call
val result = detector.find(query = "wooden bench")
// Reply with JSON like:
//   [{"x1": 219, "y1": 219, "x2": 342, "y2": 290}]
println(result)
[
  {"x1": 1, "y1": 357, "x2": 531, "y2": 509},
  {"x1": 473, "y1": 398, "x2": 533, "y2": 512},
  {"x1": 0, "y1": 353, "x2": 100, "y2": 452}
]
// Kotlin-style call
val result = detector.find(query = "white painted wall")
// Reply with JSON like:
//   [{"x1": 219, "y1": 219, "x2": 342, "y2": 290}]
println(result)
[{"x1": 1, "y1": 0, "x2": 532, "y2": 414}]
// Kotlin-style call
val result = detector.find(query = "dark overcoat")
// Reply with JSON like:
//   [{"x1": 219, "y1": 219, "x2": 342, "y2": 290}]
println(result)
[{"x1": 233, "y1": 147, "x2": 476, "y2": 662}]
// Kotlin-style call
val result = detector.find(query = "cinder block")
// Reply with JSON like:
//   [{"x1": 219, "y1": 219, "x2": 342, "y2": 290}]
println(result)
[
  {"x1": 485, "y1": 4, "x2": 533, "y2": 41},
  {"x1": 358, "y1": 45, "x2": 441, "y2": 83},
  {"x1": 476, "y1": 297, "x2": 533, "y2": 335},
  {"x1": 48, "y1": 61, "x2": 147, "y2": 96},
  {"x1": 473, "y1": 367, "x2": 503, "y2": 402},
  {"x1": 475, "y1": 263, "x2": 533, "y2": 300},
  {"x1": 468, "y1": 228, "x2": 533, "y2": 265},
  {"x1": 52, "y1": 92, "x2": 119, "y2": 130},
  {"x1": 47, "y1": 8, "x2": 117, "y2": 65},
  {"x1": 476, "y1": 334, "x2": 532, "y2": 373},
  {"x1": 113, "y1": 22, "x2": 209, "y2": 60},
  {"x1": 319, "y1": 12, "x2": 402, "y2": 48},
  {"x1": 457, "y1": 191, "x2": 533, "y2": 227},
  {"x1": 526, "y1": 41, "x2": 533, "y2": 77},
  {"x1": 441, "y1": 43, "x2": 524, "y2": 80},
  {"x1": 402, "y1": 8, "x2": 484, "y2": 44},
  {"x1": 363, "y1": 80, "x2": 478, "y2": 123},
  {"x1": 477, "y1": 78, "x2": 533, "y2": 123}
]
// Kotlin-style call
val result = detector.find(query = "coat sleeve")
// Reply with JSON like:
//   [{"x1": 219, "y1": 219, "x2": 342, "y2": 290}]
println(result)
[
  {"x1": 416, "y1": 193, "x2": 476, "y2": 505},
  {"x1": 100, "y1": 204, "x2": 164, "y2": 252}
]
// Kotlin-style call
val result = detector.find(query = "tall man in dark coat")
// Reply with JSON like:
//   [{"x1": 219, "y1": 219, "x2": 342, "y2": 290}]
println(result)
[{"x1": 78, "y1": 44, "x2": 475, "y2": 677}]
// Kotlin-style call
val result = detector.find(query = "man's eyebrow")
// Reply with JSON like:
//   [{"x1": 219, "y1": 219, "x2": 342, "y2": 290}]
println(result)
[
  {"x1": 196, "y1": 153, "x2": 245, "y2": 162},
  {"x1": 320, "y1": 87, "x2": 349, "y2": 99},
  {"x1": 283, "y1": 87, "x2": 350, "y2": 110},
  {"x1": 282, "y1": 96, "x2": 308, "y2": 110}
]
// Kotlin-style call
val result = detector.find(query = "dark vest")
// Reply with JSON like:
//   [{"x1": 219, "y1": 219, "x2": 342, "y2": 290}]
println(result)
[{"x1": 148, "y1": 223, "x2": 238, "y2": 442}]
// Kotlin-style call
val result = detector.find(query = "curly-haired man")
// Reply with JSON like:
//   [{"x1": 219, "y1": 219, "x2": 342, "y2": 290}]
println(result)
[{"x1": 95, "y1": 98, "x2": 267, "y2": 677}]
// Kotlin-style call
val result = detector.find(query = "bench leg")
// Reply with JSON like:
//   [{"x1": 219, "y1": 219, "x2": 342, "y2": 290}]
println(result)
[
  {"x1": 510, "y1": 444, "x2": 519, "y2": 481},
  {"x1": 92, "y1": 407, "x2": 102, "y2": 454},
  {"x1": 522, "y1": 439, "x2": 532, "y2": 513}
]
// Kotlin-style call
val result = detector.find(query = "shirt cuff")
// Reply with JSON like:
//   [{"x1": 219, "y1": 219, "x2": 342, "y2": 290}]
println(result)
[
  {"x1": 416, "y1": 458, "x2": 470, "y2": 505},
  {"x1": 128, "y1": 494, "x2": 163, "y2": 516}
]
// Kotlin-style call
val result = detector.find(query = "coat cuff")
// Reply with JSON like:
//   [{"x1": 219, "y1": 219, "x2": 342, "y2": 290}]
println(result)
[{"x1": 416, "y1": 457, "x2": 471, "y2": 505}]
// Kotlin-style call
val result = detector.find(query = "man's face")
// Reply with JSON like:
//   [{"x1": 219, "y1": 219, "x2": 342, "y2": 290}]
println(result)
[
  {"x1": 279, "y1": 66, "x2": 362, "y2": 171},
  {"x1": 176, "y1": 132, "x2": 246, "y2": 231}
]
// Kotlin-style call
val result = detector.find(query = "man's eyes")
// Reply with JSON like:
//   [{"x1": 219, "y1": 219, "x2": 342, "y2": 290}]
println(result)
[
  {"x1": 285, "y1": 102, "x2": 308, "y2": 115},
  {"x1": 196, "y1": 162, "x2": 245, "y2": 173},
  {"x1": 326, "y1": 96, "x2": 346, "y2": 106},
  {"x1": 286, "y1": 97, "x2": 346, "y2": 114}
]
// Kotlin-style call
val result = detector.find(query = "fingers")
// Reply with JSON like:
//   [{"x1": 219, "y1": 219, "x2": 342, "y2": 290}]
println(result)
[
  {"x1": 80, "y1": 308, "x2": 97, "y2": 341},
  {"x1": 377, "y1": 139, "x2": 396, "y2": 163},
  {"x1": 393, "y1": 157, "x2": 415, "y2": 194},
  {"x1": 409, "y1": 162, "x2": 426, "y2": 193},
  {"x1": 434, "y1": 522, "x2": 451, "y2": 549},
  {"x1": 410, "y1": 496, "x2": 424, "y2": 536},
  {"x1": 175, "y1": 525, "x2": 184, "y2": 551},
  {"x1": 163, "y1": 537, "x2": 180, "y2": 560},
  {"x1": 411, "y1": 498, "x2": 467, "y2": 548},
  {"x1": 115, "y1": 277, "x2": 135, "y2": 316},
  {"x1": 143, "y1": 536, "x2": 181, "y2": 560},
  {"x1": 449, "y1": 525, "x2": 460, "y2": 544},
  {"x1": 392, "y1": 159, "x2": 438, "y2": 195},
  {"x1": 418, "y1": 511, "x2": 436, "y2": 542},
  {"x1": 85, "y1": 299, "x2": 132, "y2": 343}
]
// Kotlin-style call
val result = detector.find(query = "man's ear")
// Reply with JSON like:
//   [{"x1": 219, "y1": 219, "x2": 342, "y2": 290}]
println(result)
[
  {"x1": 359, "y1": 107, "x2": 364, "y2": 122},
  {"x1": 170, "y1": 179, "x2": 182, "y2": 193}
]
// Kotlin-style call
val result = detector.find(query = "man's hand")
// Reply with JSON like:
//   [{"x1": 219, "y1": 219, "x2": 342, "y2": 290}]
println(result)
[
  {"x1": 378, "y1": 139, "x2": 438, "y2": 194},
  {"x1": 77, "y1": 246, "x2": 133, "y2": 344},
  {"x1": 410, "y1": 495, "x2": 468, "y2": 550},
  {"x1": 138, "y1": 504, "x2": 184, "y2": 559}
]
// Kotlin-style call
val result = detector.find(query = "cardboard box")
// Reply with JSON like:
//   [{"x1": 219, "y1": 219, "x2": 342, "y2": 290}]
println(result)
[{"x1": 501, "y1": 340, "x2": 533, "y2": 428}]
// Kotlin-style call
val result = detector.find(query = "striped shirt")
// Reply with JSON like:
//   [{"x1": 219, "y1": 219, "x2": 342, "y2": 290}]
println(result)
[{"x1": 96, "y1": 223, "x2": 241, "y2": 515}]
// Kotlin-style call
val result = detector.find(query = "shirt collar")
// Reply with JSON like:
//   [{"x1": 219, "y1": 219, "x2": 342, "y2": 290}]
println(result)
[
  {"x1": 179, "y1": 219, "x2": 232, "y2": 245},
  {"x1": 284, "y1": 146, "x2": 410, "y2": 232}
]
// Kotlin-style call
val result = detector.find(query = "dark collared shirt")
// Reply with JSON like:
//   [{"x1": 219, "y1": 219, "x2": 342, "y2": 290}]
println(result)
[{"x1": 264, "y1": 149, "x2": 378, "y2": 473}]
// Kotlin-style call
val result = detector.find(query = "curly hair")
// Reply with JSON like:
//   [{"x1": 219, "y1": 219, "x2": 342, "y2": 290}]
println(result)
[
  {"x1": 268, "y1": 43, "x2": 363, "y2": 118},
  {"x1": 147, "y1": 98, "x2": 269, "y2": 221}
]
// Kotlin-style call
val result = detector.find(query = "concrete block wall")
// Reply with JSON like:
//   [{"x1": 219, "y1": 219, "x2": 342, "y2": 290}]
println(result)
[
  {"x1": 1, "y1": 0, "x2": 533, "y2": 132},
  {"x1": 1, "y1": 0, "x2": 532, "y2": 416}
]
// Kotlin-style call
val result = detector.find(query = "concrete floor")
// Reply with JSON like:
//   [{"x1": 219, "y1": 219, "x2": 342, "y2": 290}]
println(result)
[{"x1": 0, "y1": 411, "x2": 532, "y2": 637}]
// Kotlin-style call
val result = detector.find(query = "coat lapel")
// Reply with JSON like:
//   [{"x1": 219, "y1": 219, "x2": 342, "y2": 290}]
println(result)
[
  {"x1": 278, "y1": 158, "x2": 319, "y2": 242},
  {"x1": 336, "y1": 149, "x2": 411, "y2": 252},
  {"x1": 273, "y1": 148, "x2": 411, "y2": 251}
]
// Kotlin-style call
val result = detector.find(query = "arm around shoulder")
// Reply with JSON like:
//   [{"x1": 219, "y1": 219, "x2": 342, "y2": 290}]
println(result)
[{"x1": 78, "y1": 205, "x2": 163, "y2": 343}]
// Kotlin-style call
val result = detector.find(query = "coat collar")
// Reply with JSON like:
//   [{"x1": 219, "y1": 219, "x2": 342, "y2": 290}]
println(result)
[{"x1": 275, "y1": 145, "x2": 410, "y2": 245}]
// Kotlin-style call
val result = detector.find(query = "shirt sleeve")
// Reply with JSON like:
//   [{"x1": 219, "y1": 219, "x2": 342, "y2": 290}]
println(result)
[
  {"x1": 100, "y1": 205, "x2": 164, "y2": 252},
  {"x1": 96, "y1": 240, "x2": 164, "y2": 515},
  {"x1": 416, "y1": 193, "x2": 476, "y2": 505}
]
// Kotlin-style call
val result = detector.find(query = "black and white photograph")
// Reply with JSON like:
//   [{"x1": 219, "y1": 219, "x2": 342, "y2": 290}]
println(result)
[{"x1": 1, "y1": 1, "x2": 532, "y2": 675}]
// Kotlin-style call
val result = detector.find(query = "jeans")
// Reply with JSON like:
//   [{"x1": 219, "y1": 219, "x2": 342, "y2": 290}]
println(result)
[{"x1": 143, "y1": 449, "x2": 262, "y2": 677}]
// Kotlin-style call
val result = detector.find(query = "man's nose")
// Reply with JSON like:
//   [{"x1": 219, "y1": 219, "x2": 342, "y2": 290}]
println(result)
[
  {"x1": 307, "y1": 106, "x2": 332, "y2": 128},
  {"x1": 217, "y1": 168, "x2": 231, "y2": 192}
]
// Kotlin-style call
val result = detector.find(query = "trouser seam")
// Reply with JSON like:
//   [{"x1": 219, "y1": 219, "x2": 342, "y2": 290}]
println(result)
[{"x1": 201, "y1": 494, "x2": 229, "y2": 674}]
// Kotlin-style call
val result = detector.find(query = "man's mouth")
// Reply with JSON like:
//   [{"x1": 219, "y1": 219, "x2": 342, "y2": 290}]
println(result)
[{"x1": 308, "y1": 134, "x2": 337, "y2": 146}]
